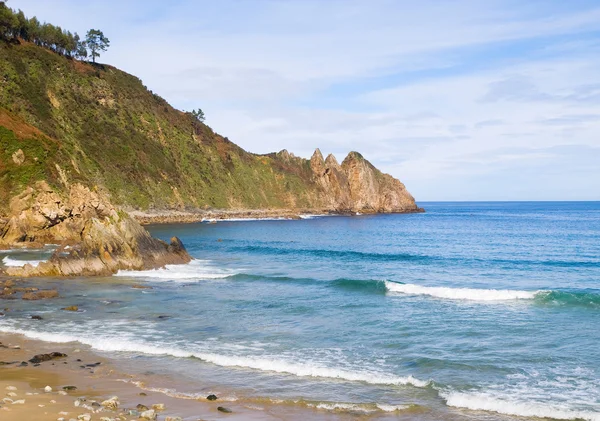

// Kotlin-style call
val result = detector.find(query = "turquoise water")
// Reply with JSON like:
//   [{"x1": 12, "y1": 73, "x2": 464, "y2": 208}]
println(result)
[{"x1": 1, "y1": 202, "x2": 599, "y2": 420}]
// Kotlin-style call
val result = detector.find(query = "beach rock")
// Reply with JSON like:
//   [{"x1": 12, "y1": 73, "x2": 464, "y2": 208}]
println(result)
[
  {"x1": 136, "y1": 404, "x2": 149, "y2": 411},
  {"x1": 29, "y1": 352, "x2": 67, "y2": 363},
  {"x1": 31, "y1": 315, "x2": 44, "y2": 320},
  {"x1": 101, "y1": 396, "x2": 119, "y2": 409},
  {"x1": 140, "y1": 409, "x2": 156, "y2": 419},
  {"x1": 206, "y1": 394, "x2": 218, "y2": 401},
  {"x1": 44, "y1": 385, "x2": 52, "y2": 392},
  {"x1": 18, "y1": 361, "x2": 28, "y2": 366},
  {"x1": 217, "y1": 406, "x2": 232, "y2": 413},
  {"x1": 0, "y1": 183, "x2": 192, "y2": 277},
  {"x1": 5, "y1": 386, "x2": 16, "y2": 391},
  {"x1": 151, "y1": 403, "x2": 165, "y2": 411},
  {"x1": 62, "y1": 305, "x2": 79, "y2": 311},
  {"x1": 6, "y1": 392, "x2": 17, "y2": 397},
  {"x1": 63, "y1": 386, "x2": 77, "y2": 391},
  {"x1": 12, "y1": 399, "x2": 25, "y2": 404},
  {"x1": 77, "y1": 414, "x2": 91, "y2": 421}
]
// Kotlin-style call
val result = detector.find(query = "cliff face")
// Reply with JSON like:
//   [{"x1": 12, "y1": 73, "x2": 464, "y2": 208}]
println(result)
[
  {"x1": 0, "y1": 41, "x2": 421, "y2": 216},
  {"x1": 0, "y1": 182, "x2": 190, "y2": 276}
]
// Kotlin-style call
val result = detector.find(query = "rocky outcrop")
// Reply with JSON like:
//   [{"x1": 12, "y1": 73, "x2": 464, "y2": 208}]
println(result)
[
  {"x1": 310, "y1": 150, "x2": 422, "y2": 213},
  {"x1": 0, "y1": 182, "x2": 191, "y2": 277}
]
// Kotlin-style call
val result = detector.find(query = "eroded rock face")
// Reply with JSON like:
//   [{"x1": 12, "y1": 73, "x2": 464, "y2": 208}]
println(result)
[
  {"x1": 0, "y1": 182, "x2": 191, "y2": 277},
  {"x1": 310, "y1": 150, "x2": 422, "y2": 213}
]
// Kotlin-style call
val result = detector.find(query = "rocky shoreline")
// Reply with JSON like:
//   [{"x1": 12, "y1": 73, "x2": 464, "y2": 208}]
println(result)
[
  {"x1": 0, "y1": 182, "x2": 191, "y2": 277},
  {"x1": 129, "y1": 207, "x2": 425, "y2": 225}
]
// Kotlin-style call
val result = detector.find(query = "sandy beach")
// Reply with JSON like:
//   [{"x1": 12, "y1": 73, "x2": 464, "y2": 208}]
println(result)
[
  {"x1": 0, "y1": 332, "x2": 304, "y2": 421},
  {"x1": 1, "y1": 331, "x2": 413, "y2": 421}
]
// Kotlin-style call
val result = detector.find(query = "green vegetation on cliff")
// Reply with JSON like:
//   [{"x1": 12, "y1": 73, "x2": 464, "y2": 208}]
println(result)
[
  {"x1": 0, "y1": 18, "x2": 420, "y2": 216},
  {"x1": 0, "y1": 40, "x2": 327, "y2": 213}
]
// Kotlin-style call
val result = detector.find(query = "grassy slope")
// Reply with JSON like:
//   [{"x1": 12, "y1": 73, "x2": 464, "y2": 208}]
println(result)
[{"x1": 0, "y1": 41, "x2": 322, "y2": 214}]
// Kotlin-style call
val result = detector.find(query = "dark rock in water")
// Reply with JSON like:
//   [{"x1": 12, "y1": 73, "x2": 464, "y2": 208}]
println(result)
[
  {"x1": 63, "y1": 385, "x2": 77, "y2": 390},
  {"x1": 139, "y1": 392, "x2": 147, "y2": 396},
  {"x1": 29, "y1": 352, "x2": 67, "y2": 364},
  {"x1": 157, "y1": 315, "x2": 171, "y2": 320},
  {"x1": 34, "y1": 363, "x2": 40, "y2": 366},
  {"x1": 132, "y1": 284, "x2": 152, "y2": 289},
  {"x1": 206, "y1": 394, "x2": 218, "y2": 401},
  {"x1": 217, "y1": 406, "x2": 232, "y2": 413},
  {"x1": 19, "y1": 361, "x2": 28, "y2": 367},
  {"x1": 85, "y1": 362, "x2": 101, "y2": 367},
  {"x1": 136, "y1": 404, "x2": 149, "y2": 411},
  {"x1": 0, "y1": 312, "x2": 4, "y2": 317},
  {"x1": 76, "y1": 358, "x2": 82, "y2": 362},
  {"x1": 91, "y1": 401, "x2": 101, "y2": 408},
  {"x1": 22, "y1": 290, "x2": 59, "y2": 300},
  {"x1": 31, "y1": 315, "x2": 43, "y2": 320},
  {"x1": 0, "y1": 361, "x2": 18, "y2": 365},
  {"x1": 62, "y1": 305, "x2": 78, "y2": 311}
]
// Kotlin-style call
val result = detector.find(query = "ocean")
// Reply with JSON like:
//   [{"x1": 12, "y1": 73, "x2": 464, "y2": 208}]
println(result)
[{"x1": 1, "y1": 202, "x2": 599, "y2": 420}]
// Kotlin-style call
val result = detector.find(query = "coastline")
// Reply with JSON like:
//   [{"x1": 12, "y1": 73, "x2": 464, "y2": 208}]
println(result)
[
  {"x1": 0, "y1": 331, "x2": 429, "y2": 421},
  {"x1": 128, "y1": 207, "x2": 425, "y2": 225}
]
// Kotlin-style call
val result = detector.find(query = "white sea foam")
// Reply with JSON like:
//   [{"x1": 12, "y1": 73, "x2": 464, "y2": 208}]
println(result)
[
  {"x1": 0, "y1": 325, "x2": 428, "y2": 389},
  {"x1": 385, "y1": 281, "x2": 539, "y2": 301},
  {"x1": 1, "y1": 256, "x2": 46, "y2": 267},
  {"x1": 114, "y1": 259, "x2": 238, "y2": 280},
  {"x1": 443, "y1": 391, "x2": 600, "y2": 421},
  {"x1": 299, "y1": 214, "x2": 333, "y2": 219},
  {"x1": 202, "y1": 217, "x2": 292, "y2": 222},
  {"x1": 192, "y1": 352, "x2": 429, "y2": 388}
]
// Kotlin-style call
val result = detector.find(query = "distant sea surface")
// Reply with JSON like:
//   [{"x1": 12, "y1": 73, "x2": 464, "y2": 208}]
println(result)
[{"x1": 2, "y1": 202, "x2": 599, "y2": 420}]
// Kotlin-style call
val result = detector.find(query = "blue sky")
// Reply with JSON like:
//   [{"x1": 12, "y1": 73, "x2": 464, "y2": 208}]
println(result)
[{"x1": 13, "y1": 0, "x2": 600, "y2": 201}]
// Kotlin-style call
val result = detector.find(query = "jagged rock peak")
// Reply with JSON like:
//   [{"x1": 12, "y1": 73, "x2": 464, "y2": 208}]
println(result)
[
  {"x1": 310, "y1": 148, "x2": 325, "y2": 175},
  {"x1": 324, "y1": 153, "x2": 340, "y2": 169}
]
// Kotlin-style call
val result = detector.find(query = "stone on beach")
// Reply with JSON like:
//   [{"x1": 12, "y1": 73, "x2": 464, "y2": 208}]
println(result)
[
  {"x1": 206, "y1": 394, "x2": 218, "y2": 401},
  {"x1": 44, "y1": 385, "x2": 52, "y2": 392},
  {"x1": 218, "y1": 406, "x2": 232, "y2": 413},
  {"x1": 62, "y1": 305, "x2": 79, "y2": 312},
  {"x1": 101, "y1": 396, "x2": 119, "y2": 409},
  {"x1": 151, "y1": 403, "x2": 165, "y2": 410},
  {"x1": 29, "y1": 352, "x2": 67, "y2": 363},
  {"x1": 140, "y1": 408, "x2": 156, "y2": 419}
]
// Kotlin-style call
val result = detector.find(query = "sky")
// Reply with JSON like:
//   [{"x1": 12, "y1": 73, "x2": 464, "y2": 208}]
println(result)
[{"x1": 12, "y1": 0, "x2": 600, "y2": 201}]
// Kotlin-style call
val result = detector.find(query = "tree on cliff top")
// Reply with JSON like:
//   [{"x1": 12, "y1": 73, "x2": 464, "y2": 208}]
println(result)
[
  {"x1": 85, "y1": 29, "x2": 109, "y2": 63},
  {"x1": 191, "y1": 108, "x2": 205, "y2": 123}
]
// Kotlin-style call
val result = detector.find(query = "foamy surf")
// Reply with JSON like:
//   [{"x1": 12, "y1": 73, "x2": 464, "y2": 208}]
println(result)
[
  {"x1": 0, "y1": 325, "x2": 428, "y2": 390},
  {"x1": 443, "y1": 391, "x2": 600, "y2": 421},
  {"x1": 1, "y1": 256, "x2": 46, "y2": 267},
  {"x1": 114, "y1": 259, "x2": 238, "y2": 280},
  {"x1": 193, "y1": 352, "x2": 430, "y2": 388},
  {"x1": 385, "y1": 281, "x2": 539, "y2": 301}
]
